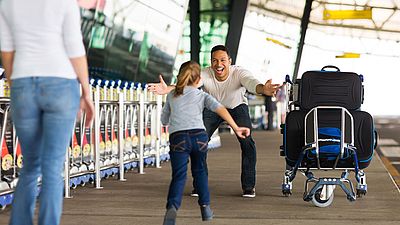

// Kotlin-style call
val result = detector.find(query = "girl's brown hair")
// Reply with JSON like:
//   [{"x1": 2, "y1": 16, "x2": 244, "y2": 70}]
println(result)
[{"x1": 174, "y1": 61, "x2": 200, "y2": 97}]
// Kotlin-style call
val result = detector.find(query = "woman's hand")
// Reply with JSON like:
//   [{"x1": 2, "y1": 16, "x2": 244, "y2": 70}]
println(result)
[{"x1": 79, "y1": 95, "x2": 95, "y2": 127}]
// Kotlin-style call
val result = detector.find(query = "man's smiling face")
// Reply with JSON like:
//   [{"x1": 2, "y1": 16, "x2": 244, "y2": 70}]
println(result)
[{"x1": 211, "y1": 50, "x2": 231, "y2": 81}]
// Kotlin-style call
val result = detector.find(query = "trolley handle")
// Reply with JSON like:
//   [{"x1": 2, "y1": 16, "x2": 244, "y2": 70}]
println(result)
[
  {"x1": 321, "y1": 65, "x2": 340, "y2": 72},
  {"x1": 285, "y1": 74, "x2": 293, "y2": 85}
]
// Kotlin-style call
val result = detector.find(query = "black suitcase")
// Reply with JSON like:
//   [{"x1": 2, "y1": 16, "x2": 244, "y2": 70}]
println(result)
[
  {"x1": 293, "y1": 65, "x2": 364, "y2": 110},
  {"x1": 283, "y1": 109, "x2": 375, "y2": 169}
]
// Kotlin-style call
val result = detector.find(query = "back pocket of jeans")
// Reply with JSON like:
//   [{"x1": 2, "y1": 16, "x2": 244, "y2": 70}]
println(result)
[
  {"x1": 169, "y1": 133, "x2": 187, "y2": 152},
  {"x1": 196, "y1": 134, "x2": 208, "y2": 152}
]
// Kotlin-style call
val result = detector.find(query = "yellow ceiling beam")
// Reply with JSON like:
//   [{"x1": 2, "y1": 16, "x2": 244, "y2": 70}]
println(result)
[
  {"x1": 265, "y1": 37, "x2": 291, "y2": 49},
  {"x1": 335, "y1": 52, "x2": 361, "y2": 58},
  {"x1": 323, "y1": 8, "x2": 372, "y2": 20}
]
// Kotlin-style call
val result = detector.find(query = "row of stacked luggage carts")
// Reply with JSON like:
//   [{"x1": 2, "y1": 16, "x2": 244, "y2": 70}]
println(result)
[
  {"x1": 0, "y1": 76, "x2": 171, "y2": 209},
  {"x1": 0, "y1": 79, "x2": 16, "y2": 210}
]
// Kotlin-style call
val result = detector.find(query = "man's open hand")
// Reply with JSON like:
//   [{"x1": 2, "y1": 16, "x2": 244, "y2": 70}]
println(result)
[{"x1": 148, "y1": 74, "x2": 169, "y2": 95}]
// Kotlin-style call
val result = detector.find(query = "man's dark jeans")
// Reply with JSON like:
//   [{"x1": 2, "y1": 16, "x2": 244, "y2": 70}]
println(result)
[{"x1": 201, "y1": 103, "x2": 256, "y2": 191}]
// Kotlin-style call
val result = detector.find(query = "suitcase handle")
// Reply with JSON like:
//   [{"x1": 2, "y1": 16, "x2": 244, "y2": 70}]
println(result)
[{"x1": 321, "y1": 65, "x2": 340, "y2": 72}]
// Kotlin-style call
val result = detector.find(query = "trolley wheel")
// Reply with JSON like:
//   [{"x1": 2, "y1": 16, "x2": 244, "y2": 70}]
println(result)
[
  {"x1": 311, "y1": 187, "x2": 334, "y2": 208},
  {"x1": 71, "y1": 182, "x2": 77, "y2": 189}
]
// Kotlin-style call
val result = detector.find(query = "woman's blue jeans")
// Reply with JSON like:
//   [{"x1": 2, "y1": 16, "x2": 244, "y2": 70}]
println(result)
[
  {"x1": 9, "y1": 77, "x2": 80, "y2": 225},
  {"x1": 166, "y1": 129, "x2": 210, "y2": 209}
]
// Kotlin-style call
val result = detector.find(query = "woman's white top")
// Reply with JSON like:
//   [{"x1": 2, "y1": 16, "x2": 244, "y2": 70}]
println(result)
[{"x1": 0, "y1": 0, "x2": 86, "y2": 80}]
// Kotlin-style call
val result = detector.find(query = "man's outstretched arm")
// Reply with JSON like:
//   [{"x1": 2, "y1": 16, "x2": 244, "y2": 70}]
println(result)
[{"x1": 147, "y1": 74, "x2": 175, "y2": 95}]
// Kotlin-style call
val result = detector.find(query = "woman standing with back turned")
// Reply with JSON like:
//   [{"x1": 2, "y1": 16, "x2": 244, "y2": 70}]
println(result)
[
  {"x1": 161, "y1": 61, "x2": 250, "y2": 225},
  {"x1": 0, "y1": 0, "x2": 94, "y2": 225}
]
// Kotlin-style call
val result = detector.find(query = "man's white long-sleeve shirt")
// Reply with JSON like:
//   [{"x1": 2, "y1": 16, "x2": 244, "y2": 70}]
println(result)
[{"x1": 201, "y1": 65, "x2": 262, "y2": 109}]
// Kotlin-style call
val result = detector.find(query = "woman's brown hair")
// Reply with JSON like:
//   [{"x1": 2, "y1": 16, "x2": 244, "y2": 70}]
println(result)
[{"x1": 174, "y1": 61, "x2": 200, "y2": 97}]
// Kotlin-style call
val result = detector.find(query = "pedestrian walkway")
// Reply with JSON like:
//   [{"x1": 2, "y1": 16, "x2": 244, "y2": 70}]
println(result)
[{"x1": 1, "y1": 131, "x2": 399, "y2": 225}]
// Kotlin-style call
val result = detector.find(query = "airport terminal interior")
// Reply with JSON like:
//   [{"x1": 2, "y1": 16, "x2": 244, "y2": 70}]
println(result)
[{"x1": 0, "y1": 0, "x2": 400, "y2": 224}]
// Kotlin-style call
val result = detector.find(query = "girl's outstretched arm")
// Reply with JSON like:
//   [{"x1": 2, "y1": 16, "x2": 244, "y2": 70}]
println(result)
[{"x1": 214, "y1": 106, "x2": 250, "y2": 139}]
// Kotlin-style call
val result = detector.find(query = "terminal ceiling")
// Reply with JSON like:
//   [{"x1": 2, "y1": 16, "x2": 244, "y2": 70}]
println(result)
[{"x1": 249, "y1": 0, "x2": 400, "y2": 41}]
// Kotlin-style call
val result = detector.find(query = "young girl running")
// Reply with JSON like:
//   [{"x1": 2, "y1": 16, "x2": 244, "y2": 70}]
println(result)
[{"x1": 161, "y1": 61, "x2": 250, "y2": 225}]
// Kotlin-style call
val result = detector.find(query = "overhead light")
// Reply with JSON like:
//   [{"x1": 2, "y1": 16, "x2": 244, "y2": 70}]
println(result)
[
  {"x1": 335, "y1": 52, "x2": 361, "y2": 58},
  {"x1": 266, "y1": 37, "x2": 291, "y2": 49},
  {"x1": 323, "y1": 8, "x2": 372, "y2": 20}
]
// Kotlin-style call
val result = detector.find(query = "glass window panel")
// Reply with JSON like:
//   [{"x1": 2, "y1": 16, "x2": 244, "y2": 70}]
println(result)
[{"x1": 80, "y1": 0, "x2": 188, "y2": 83}]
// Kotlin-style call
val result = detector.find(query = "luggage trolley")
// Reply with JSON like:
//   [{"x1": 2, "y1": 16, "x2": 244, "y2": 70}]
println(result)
[
  {"x1": 280, "y1": 66, "x2": 377, "y2": 207},
  {"x1": 122, "y1": 81, "x2": 140, "y2": 170}
]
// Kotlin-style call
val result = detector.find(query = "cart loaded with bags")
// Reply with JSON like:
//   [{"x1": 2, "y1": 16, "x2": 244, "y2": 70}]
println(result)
[{"x1": 280, "y1": 65, "x2": 377, "y2": 207}]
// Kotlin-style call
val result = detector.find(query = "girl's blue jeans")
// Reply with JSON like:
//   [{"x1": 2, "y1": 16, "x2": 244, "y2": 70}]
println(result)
[
  {"x1": 9, "y1": 77, "x2": 80, "y2": 225},
  {"x1": 166, "y1": 129, "x2": 210, "y2": 209}
]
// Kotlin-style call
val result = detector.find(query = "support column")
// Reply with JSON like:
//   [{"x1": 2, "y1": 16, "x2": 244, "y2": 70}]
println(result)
[
  {"x1": 190, "y1": 0, "x2": 200, "y2": 63},
  {"x1": 226, "y1": 0, "x2": 249, "y2": 64},
  {"x1": 292, "y1": 0, "x2": 313, "y2": 80}
]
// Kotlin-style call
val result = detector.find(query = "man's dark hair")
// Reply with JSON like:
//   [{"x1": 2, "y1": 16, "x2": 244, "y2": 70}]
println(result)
[{"x1": 211, "y1": 45, "x2": 230, "y2": 57}]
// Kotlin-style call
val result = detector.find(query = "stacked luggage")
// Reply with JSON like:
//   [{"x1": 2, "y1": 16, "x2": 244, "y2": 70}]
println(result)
[{"x1": 280, "y1": 66, "x2": 377, "y2": 207}]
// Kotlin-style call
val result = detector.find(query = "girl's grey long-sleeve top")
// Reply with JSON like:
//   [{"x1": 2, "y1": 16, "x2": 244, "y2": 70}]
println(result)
[{"x1": 161, "y1": 86, "x2": 222, "y2": 134}]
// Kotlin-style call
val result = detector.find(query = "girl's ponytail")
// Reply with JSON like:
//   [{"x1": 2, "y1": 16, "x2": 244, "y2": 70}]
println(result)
[{"x1": 174, "y1": 61, "x2": 200, "y2": 97}]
